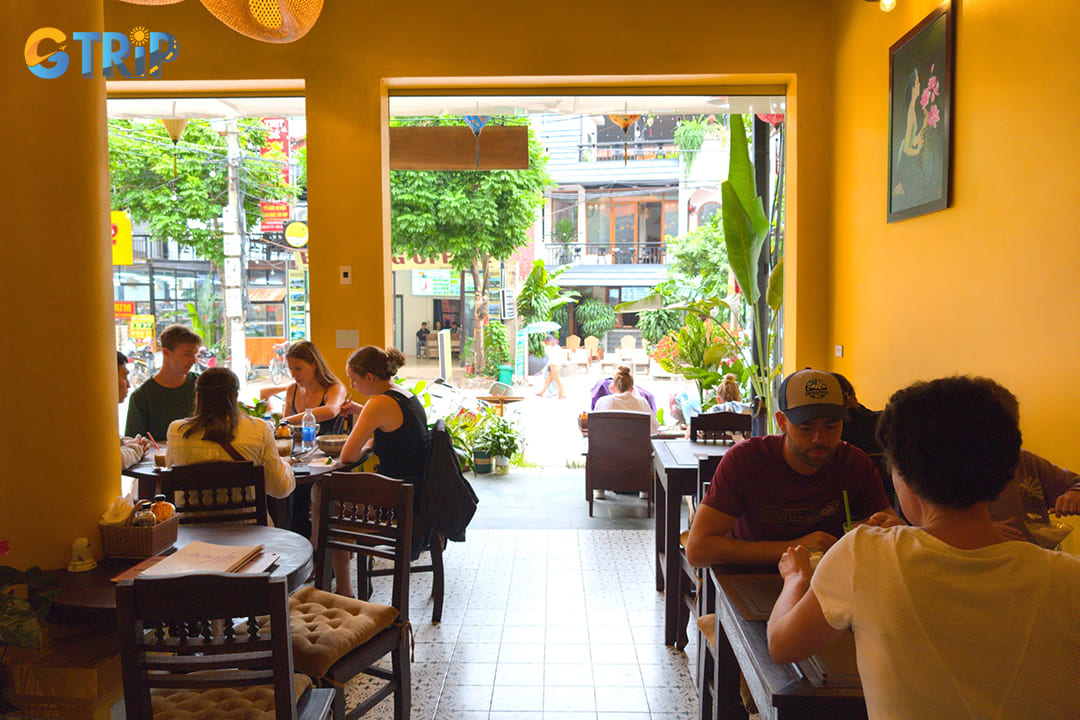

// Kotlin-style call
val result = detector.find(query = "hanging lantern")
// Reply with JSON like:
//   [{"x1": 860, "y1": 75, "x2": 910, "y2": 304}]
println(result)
[
  {"x1": 160, "y1": 118, "x2": 188, "y2": 179},
  {"x1": 117, "y1": 0, "x2": 323, "y2": 43},
  {"x1": 463, "y1": 115, "x2": 491, "y2": 169},
  {"x1": 756, "y1": 113, "x2": 785, "y2": 127},
  {"x1": 607, "y1": 114, "x2": 641, "y2": 166}
]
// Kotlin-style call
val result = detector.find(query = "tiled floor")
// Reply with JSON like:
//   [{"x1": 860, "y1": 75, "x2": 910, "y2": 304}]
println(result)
[{"x1": 346, "y1": 528, "x2": 700, "y2": 719}]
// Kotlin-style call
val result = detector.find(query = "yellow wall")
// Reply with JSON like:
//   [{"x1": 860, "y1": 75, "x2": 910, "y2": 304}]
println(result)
[{"x1": 830, "y1": 0, "x2": 1080, "y2": 467}]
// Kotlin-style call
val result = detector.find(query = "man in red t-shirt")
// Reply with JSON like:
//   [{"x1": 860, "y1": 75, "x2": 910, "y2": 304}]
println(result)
[{"x1": 686, "y1": 369, "x2": 903, "y2": 567}]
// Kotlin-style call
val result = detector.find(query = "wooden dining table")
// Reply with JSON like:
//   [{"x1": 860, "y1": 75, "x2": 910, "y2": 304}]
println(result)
[
  {"x1": 48, "y1": 524, "x2": 314, "y2": 627},
  {"x1": 707, "y1": 569, "x2": 867, "y2": 720},
  {"x1": 651, "y1": 437, "x2": 731, "y2": 646}
]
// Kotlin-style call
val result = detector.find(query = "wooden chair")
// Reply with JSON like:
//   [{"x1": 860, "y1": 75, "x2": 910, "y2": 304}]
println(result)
[
  {"x1": 585, "y1": 411, "x2": 653, "y2": 517},
  {"x1": 570, "y1": 347, "x2": 591, "y2": 371},
  {"x1": 290, "y1": 473, "x2": 412, "y2": 720},
  {"x1": 582, "y1": 335, "x2": 601, "y2": 360},
  {"x1": 619, "y1": 334, "x2": 637, "y2": 352},
  {"x1": 117, "y1": 572, "x2": 334, "y2": 720},
  {"x1": 690, "y1": 412, "x2": 752, "y2": 445},
  {"x1": 157, "y1": 460, "x2": 268, "y2": 525},
  {"x1": 565, "y1": 334, "x2": 581, "y2": 349},
  {"x1": 677, "y1": 454, "x2": 722, "y2": 652}
]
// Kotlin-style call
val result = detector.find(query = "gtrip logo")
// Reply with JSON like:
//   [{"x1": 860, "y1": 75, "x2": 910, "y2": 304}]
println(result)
[{"x1": 25, "y1": 27, "x2": 178, "y2": 79}]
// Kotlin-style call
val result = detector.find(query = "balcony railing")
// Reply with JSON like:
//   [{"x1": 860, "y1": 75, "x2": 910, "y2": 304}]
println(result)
[
  {"x1": 578, "y1": 139, "x2": 679, "y2": 164},
  {"x1": 544, "y1": 241, "x2": 667, "y2": 267}
]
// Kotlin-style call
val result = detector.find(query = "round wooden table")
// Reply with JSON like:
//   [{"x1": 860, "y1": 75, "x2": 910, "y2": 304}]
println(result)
[
  {"x1": 49, "y1": 524, "x2": 314, "y2": 627},
  {"x1": 476, "y1": 395, "x2": 525, "y2": 416}
]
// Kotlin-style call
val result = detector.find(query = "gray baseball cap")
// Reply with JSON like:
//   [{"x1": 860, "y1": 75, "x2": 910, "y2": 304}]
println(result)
[{"x1": 777, "y1": 369, "x2": 849, "y2": 425}]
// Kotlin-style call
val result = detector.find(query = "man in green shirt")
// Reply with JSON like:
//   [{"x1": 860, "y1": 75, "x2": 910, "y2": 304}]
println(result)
[{"x1": 124, "y1": 325, "x2": 202, "y2": 442}]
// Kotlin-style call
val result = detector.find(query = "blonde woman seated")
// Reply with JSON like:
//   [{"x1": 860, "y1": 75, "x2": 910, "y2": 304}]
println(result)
[
  {"x1": 711, "y1": 373, "x2": 752, "y2": 414},
  {"x1": 166, "y1": 367, "x2": 295, "y2": 499},
  {"x1": 594, "y1": 365, "x2": 660, "y2": 434},
  {"x1": 768, "y1": 376, "x2": 1080, "y2": 719}
]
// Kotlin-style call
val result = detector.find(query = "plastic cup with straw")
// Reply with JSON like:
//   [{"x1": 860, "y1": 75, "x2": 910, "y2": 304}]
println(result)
[{"x1": 842, "y1": 489, "x2": 853, "y2": 534}]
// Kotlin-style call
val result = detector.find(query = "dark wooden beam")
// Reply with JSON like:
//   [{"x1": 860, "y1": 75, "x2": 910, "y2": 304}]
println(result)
[{"x1": 389, "y1": 126, "x2": 529, "y2": 170}]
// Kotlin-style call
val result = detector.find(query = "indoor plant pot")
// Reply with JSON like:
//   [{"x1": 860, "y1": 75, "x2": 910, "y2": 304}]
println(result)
[
  {"x1": 472, "y1": 449, "x2": 492, "y2": 475},
  {"x1": 493, "y1": 455, "x2": 510, "y2": 475}
]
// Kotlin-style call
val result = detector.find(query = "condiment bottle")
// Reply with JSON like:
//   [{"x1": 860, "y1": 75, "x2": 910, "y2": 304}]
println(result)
[
  {"x1": 150, "y1": 493, "x2": 175, "y2": 522},
  {"x1": 131, "y1": 500, "x2": 157, "y2": 527}
]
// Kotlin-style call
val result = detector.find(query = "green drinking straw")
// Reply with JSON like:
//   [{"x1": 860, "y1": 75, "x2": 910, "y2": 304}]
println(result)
[{"x1": 842, "y1": 490, "x2": 853, "y2": 530}]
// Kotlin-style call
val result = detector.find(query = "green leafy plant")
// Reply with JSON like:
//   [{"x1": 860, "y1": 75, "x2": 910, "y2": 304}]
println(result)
[
  {"x1": 239, "y1": 397, "x2": 270, "y2": 418},
  {"x1": 574, "y1": 297, "x2": 616, "y2": 341},
  {"x1": 722, "y1": 115, "x2": 783, "y2": 432},
  {"x1": 482, "y1": 321, "x2": 510, "y2": 377},
  {"x1": 649, "y1": 314, "x2": 749, "y2": 404},
  {"x1": 637, "y1": 306, "x2": 683, "y2": 345},
  {"x1": 0, "y1": 541, "x2": 59, "y2": 654},
  {"x1": 473, "y1": 413, "x2": 524, "y2": 460}
]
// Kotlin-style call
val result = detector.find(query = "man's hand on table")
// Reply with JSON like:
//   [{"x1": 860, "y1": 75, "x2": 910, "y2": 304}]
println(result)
[{"x1": 858, "y1": 510, "x2": 907, "y2": 529}]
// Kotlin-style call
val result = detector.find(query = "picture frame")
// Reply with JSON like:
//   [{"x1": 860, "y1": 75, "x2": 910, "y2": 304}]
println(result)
[{"x1": 887, "y1": 1, "x2": 954, "y2": 223}]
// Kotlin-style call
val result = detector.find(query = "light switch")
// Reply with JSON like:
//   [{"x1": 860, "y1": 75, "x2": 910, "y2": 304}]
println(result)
[
  {"x1": 835, "y1": 345, "x2": 844, "y2": 357},
  {"x1": 340, "y1": 266, "x2": 352, "y2": 285}
]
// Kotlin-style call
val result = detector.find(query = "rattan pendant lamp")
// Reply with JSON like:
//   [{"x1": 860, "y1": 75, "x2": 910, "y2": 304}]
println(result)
[{"x1": 117, "y1": 0, "x2": 323, "y2": 43}]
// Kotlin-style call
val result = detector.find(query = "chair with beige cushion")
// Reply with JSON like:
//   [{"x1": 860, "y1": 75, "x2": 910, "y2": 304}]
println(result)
[
  {"x1": 117, "y1": 572, "x2": 334, "y2": 720},
  {"x1": 290, "y1": 473, "x2": 412, "y2": 720}
]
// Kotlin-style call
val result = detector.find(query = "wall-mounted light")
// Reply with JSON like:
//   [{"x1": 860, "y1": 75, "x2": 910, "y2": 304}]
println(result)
[{"x1": 865, "y1": 0, "x2": 896, "y2": 11}]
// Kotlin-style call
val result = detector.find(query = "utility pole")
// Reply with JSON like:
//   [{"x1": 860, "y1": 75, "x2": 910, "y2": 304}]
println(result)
[{"x1": 221, "y1": 119, "x2": 248, "y2": 388}]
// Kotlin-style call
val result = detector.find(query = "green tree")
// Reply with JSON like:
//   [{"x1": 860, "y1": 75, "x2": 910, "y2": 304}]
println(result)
[
  {"x1": 390, "y1": 117, "x2": 552, "y2": 370},
  {"x1": 667, "y1": 214, "x2": 730, "y2": 296},
  {"x1": 108, "y1": 118, "x2": 295, "y2": 268}
]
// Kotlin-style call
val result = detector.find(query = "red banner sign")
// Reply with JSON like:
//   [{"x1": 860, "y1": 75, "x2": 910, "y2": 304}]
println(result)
[{"x1": 114, "y1": 301, "x2": 135, "y2": 318}]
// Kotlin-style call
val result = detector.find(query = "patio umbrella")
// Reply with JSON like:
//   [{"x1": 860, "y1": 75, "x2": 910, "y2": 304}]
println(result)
[{"x1": 523, "y1": 321, "x2": 561, "y2": 334}]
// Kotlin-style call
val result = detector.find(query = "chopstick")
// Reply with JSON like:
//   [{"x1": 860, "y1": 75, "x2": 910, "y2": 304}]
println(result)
[{"x1": 146, "y1": 432, "x2": 161, "y2": 450}]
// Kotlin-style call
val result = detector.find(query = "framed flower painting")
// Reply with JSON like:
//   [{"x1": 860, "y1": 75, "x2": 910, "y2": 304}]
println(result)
[{"x1": 887, "y1": 1, "x2": 954, "y2": 223}]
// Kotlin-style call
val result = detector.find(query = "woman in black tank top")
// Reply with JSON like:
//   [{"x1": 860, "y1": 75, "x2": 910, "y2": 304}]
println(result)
[{"x1": 314, "y1": 345, "x2": 429, "y2": 597}]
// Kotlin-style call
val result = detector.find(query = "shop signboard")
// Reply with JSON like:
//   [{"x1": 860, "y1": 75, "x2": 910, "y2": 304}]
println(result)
[
  {"x1": 286, "y1": 269, "x2": 308, "y2": 341},
  {"x1": 110, "y1": 210, "x2": 132, "y2": 266},
  {"x1": 129, "y1": 314, "x2": 155, "y2": 341},
  {"x1": 114, "y1": 301, "x2": 135, "y2": 318},
  {"x1": 501, "y1": 289, "x2": 517, "y2": 320},
  {"x1": 259, "y1": 201, "x2": 290, "y2": 233},
  {"x1": 515, "y1": 329, "x2": 527, "y2": 380}
]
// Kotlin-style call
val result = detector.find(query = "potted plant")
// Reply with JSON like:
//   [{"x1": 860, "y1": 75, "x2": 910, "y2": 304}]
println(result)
[
  {"x1": 1, "y1": 540, "x2": 60, "y2": 708},
  {"x1": 473, "y1": 414, "x2": 523, "y2": 475}
]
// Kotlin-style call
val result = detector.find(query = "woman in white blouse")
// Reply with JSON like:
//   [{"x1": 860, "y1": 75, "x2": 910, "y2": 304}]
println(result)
[
  {"x1": 166, "y1": 367, "x2": 295, "y2": 499},
  {"x1": 594, "y1": 365, "x2": 659, "y2": 434}
]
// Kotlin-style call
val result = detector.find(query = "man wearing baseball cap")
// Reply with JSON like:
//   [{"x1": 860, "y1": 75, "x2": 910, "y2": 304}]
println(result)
[{"x1": 685, "y1": 368, "x2": 902, "y2": 567}]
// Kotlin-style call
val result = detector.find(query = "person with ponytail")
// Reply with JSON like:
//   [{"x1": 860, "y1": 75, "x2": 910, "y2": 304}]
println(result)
[
  {"x1": 165, "y1": 367, "x2": 295, "y2": 499},
  {"x1": 314, "y1": 346, "x2": 430, "y2": 597},
  {"x1": 595, "y1": 365, "x2": 659, "y2": 434}
]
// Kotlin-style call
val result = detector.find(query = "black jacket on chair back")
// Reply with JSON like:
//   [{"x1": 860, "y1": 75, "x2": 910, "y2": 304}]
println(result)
[{"x1": 419, "y1": 419, "x2": 479, "y2": 542}]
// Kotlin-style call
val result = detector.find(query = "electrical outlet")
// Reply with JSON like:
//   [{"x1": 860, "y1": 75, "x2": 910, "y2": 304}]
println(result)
[
  {"x1": 340, "y1": 266, "x2": 352, "y2": 285},
  {"x1": 835, "y1": 344, "x2": 844, "y2": 357}
]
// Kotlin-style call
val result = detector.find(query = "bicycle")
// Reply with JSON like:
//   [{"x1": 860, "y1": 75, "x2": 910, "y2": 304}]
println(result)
[{"x1": 268, "y1": 341, "x2": 289, "y2": 384}]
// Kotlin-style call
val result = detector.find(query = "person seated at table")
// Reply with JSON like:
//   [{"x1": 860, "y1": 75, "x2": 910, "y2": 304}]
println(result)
[
  {"x1": 975, "y1": 377, "x2": 1080, "y2": 546},
  {"x1": 767, "y1": 375, "x2": 1080, "y2": 719},
  {"x1": 258, "y1": 340, "x2": 346, "y2": 538},
  {"x1": 317, "y1": 345, "x2": 430, "y2": 597},
  {"x1": 830, "y1": 372, "x2": 882, "y2": 457},
  {"x1": 125, "y1": 324, "x2": 202, "y2": 442},
  {"x1": 259, "y1": 340, "x2": 347, "y2": 431},
  {"x1": 685, "y1": 368, "x2": 901, "y2": 567},
  {"x1": 117, "y1": 351, "x2": 152, "y2": 470},
  {"x1": 590, "y1": 376, "x2": 656, "y2": 411},
  {"x1": 595, "y1": 365, "x2": 660, "y2": 434},
  {"x1": 709, "y1": 373, "x2": 752, "y2": 414},
  {"x1": 166, "y1": 367, "x2": 295, "y2": 499}
]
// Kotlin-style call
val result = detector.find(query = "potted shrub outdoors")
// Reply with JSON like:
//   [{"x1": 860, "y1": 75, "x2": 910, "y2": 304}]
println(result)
[{"x1": 474, "y1": 414, "x2": 523, "y2": 476}]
